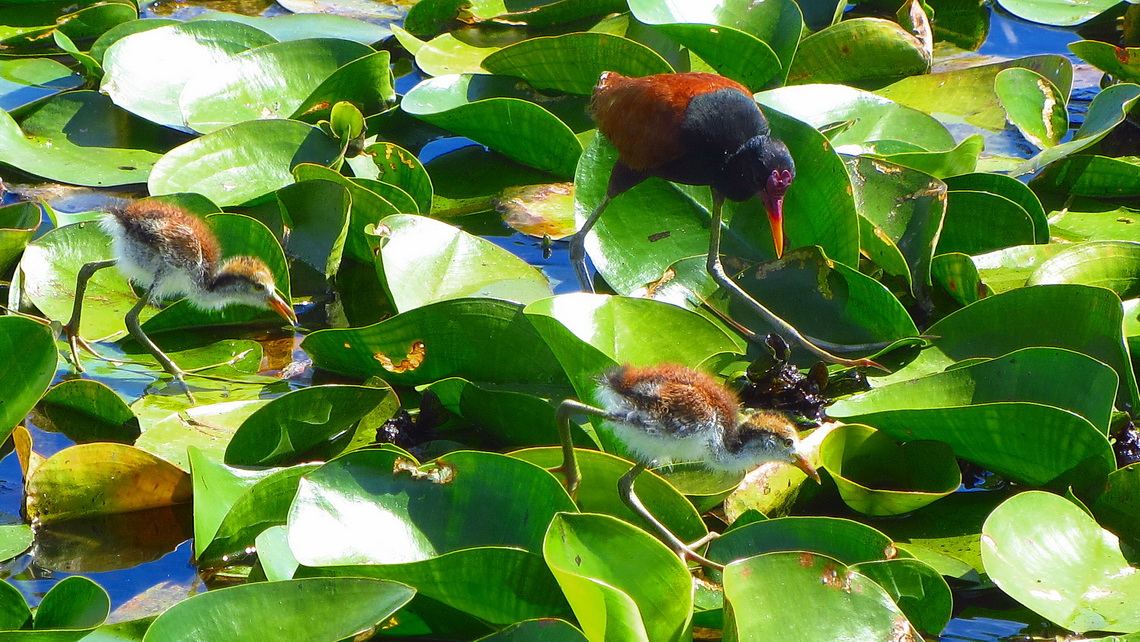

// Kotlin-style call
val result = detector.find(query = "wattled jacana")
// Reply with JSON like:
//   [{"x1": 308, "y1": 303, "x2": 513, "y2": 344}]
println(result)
[
  {"x1": 556, "y1": 363, "x2": 819, "y2": 569},
  {"x1": 572, "y1": 72, "x2": 878, "y2": 369},
  {"x1": 63, "y1": 200, "x2": 298, "y2": 396}
]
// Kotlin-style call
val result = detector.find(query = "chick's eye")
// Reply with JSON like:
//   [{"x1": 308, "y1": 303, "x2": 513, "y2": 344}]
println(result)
[
  {"x1": 254, "y1": 282, "x2": 267, "y2": 292},
  {"x1": 782, "y1": 438, "x2": 793, "y2": 448}
]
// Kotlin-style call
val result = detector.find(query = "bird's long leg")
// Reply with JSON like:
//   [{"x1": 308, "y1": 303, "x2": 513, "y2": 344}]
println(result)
[
  {"x1": 61, "y1": 259, "x2": 118, "y2": 372},
  {"x1": 705, "y1": 194, "x2": 883, "y2": 370},
  {"x1": 568, "y1": 195, "x2": 612, "y2": 293},
  {"x1": 619, "y1": 462, "x2": 724, "y2": 571},
  {"x1": 554, "y1": 399, "x2": 593, "y2": 499},
  {"x1": 570, "y1": 161, "x2": 650, "y2": 293},
  {"x1": 124, "y1": 292, "x2": 195, "y2": 401}
]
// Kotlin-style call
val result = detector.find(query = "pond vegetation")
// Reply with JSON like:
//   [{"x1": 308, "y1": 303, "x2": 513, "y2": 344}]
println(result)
[{"x1": 2, "y1": 0, "x2": 1140, "y2": 639}]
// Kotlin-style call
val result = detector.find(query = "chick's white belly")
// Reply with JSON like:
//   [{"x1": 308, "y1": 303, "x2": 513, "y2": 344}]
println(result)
[
  {"x1": 604, "y1": 420, "x2": 713, "y2": 466},
  {"x1": 104, "y1": 216, "x2": 198, "y2": 299}
]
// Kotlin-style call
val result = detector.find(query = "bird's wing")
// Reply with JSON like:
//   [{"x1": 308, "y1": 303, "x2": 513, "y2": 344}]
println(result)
[{"x1": 590, "y1": 73, "x2": 755, "y2": 172}]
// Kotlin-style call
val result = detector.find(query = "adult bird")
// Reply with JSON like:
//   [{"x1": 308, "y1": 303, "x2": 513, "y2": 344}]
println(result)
[
  {"x1": 63, "y1": 200, "x2": 298, "y2": 397},
  {"x1": 555, "y1": 363, "x2": 819, "y2": 569},
  {"x1": 572, "y1": 72, "x2": 878, "y2": 369}
]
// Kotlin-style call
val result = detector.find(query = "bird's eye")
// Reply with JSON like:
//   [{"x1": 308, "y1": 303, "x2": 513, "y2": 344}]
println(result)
[
  {"x1": 254, "y1": 282, "x2": 267, "y2": 292},
  {"x1": 782, "y1": 438, "x2": 793, "y2": 448}
]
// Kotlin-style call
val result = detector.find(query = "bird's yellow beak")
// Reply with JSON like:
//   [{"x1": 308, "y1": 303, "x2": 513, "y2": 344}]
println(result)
[
  {"x1": 793, "y1": 453, "x2": 821, "y2": 483},
  {"x1": 268, "y1": 291, "x2": 298, "y2": 326},
  {"x1": 759, "y1": 192, "x2": 785, "y2": 258}
]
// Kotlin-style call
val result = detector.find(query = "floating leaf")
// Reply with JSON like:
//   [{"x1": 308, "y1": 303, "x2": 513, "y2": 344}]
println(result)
[
  {"x1": 481, "y1": 33, "x2": 672, "y2": 95},
  {"x1": 142, "y1": 578, "x2": 415, "y2": 641},
  {"x1": 25, "y1": 443, "x2": 192, "y2": 524},
  {"x1": 821, "y1": 424, "x2": 960, "y2": 516},
  {"x1": 149, "y1": 119, "x2": 340, "y2": 207},
  {"x1": 982, "y1": 491, "x2": 1140, "y2": 633},
  {"x1": 375, "y1": 214, "x2": 551, "y2": 313},
  {"x1": 101, "y1": 20, "x2": 276, "y2": 129}
]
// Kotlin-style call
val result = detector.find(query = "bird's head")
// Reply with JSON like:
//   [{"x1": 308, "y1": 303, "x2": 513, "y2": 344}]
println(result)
[
  {"x1": 206, "y1": 256, "x2": 298, "y2": 325},
  {"x1": 755, "y1": 138, "x2": 795, "y2": 258},
  {"x1": 714, "y1": 410, "x2": 819, "y2": 481}
]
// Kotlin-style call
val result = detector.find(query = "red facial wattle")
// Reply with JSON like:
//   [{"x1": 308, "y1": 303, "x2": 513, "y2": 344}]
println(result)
[{"x1": 760, "y1": 169, "x2": 794, "y2": 258}]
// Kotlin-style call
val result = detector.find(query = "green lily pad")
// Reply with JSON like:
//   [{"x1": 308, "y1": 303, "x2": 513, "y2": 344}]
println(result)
[
  {"x1": 878, "y1": 55, "x2": 1072, "y2": 133},
  {"x1": 427, "y1": 378, "x2": 569, "y2": 448},
  {"x1": 761, "y1": 83, "x2": 956, "y2": 153},
  {"x1": 142, "y1": 578, "x2": 414, "y2": 641},
  {"x1": 225, "y1": 384, "x2": 393, "y2": 467},
  {"x1": 723, "y1": 552, "x2": 914, "y2": 639},
  {"x1": 288, "y1": 449, "x2": 575, "y2": 564},
  {"x1": 402, "y1": 74, "x2": 583, "y2": 177},
  {"x1": 848, "y1": 557, "x2": 952, "y2": 636},
  {"x1": 194, "y1": 456, "x2": 319, "y2": 566},
  {"x1": 481, "y1": 32, "x2": 672, "y2": 95},
  {"x1": 188, "y1": 11, "x2": 390, "y2": 44},
  {"x1": 0, "y1": 317, "x2": 56, "y2": 442},
  {"x1": 25, "y1": 443, "x2": 192, "y2": 524},
  {"x1": 37, "y1": 379, "x2": 139, "y2": 445},
  {"x1": 729, "y1": 245, "x2": 919, "y2": 353},
  {"x1": 1031, "y1": 155, "x2": 1140, "y2": 198},
  {"x1": 134, "y1": 396, "x2": 267, "y2": 470},
  {"x1": 1012, "y1": 83, "x2": 1140, "y2": 177},
  {"x1": 788, "y1": 18, "x2": 929, "y2": 86},
  {"x1": 1093, "y1": 463, "x2": 1140, "y2": 549},
  {"x1": 511, "y1": 447, "x2": 709, "y2": 546},
  {"x1": 375, "y1": 214, "x2": 551, "y2": 313},
  {"x1": 347, "y1": 141, "x2": 433, "y2": 216},
  {"x1": 995, "y1": 0, "x2": 1122, "y2": 26},
  {"x1": 34, "y1": 575, "x2": 110, "y2": 632},
  {"x1": 276, "y1": 179, "x2": 349, "y2": 293},
  {"x1": 543, "y1": 512, "x2": 693, "y2": 642},
  {"x1": 846, "y1": 156, "x2": 943, "y2": 297},
  {"x1": 0, "y1": 91, "x2": 172, "y2": 187},
  {"x1": 931, "y1": 252, "x2": 986, "y2": 307},
  {"x1": 304, "y1": 298, "x2": 570, "y2": 387},
  {"x1": 832, "y1": 346, "x2": 1117, "y2": 431},
  {"x1": 299, "y1": 545, "x2": 572, "y2": 625},
  {"x1": 945, "y1": 172, "x2": 1049, "y2": 243},
  {"x1": 100, "y1": 20, "x2": 276, "y2": 129},
  {"x1": 820, "y1": 424, "x2": 960, "y2": 516},
  {"x1": 1026, "y1": 240, "x2": 1140, "y2": 298},
  {"x1": 0, "y1": 58, "x2": 82, "y2": 112},
  {"x1": 627, "y1": 0, "x2": 794, "y2": 89},
  {"x1": 180, "y1": 38, "x2": 374, "y2": 133},
  {"x1": 982, "y1": 490, "x2": 1140, "y2": 633},
  {"x1": 392, "y1": 25, "x2": 500, "y2": 77},
  {"x1": 0, "y1": 202, "x2": 39, "y2": 276},
  {"x1": 149, "y1": 119, "x2": 341, "y2": 207},
  {"x1": 883, "y1": 283, "x2": 1140, "y2": 411},
  {"x1": 1071, "y1": 40, "x2": 1140, "y2": 83},
  {"x1": 937, "y1": 190, "x2": 1037, "y2": 256},
  {"x1": 709, "y1": 516, "x2": 898, "y2": 566},
  {"x1": 995, "y1": 67, "x2": 1067, "y2": 150}
]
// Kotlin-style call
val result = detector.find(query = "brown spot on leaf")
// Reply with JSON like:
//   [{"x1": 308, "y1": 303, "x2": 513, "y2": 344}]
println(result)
[
  {"x1": 648, "y1": 231, "x2": 670, "y2": 242},
  {"x1": 301, "y1": 101, "x2": 333, "y2": 115},
  {"x1": 375, "y1": 340, "x2": 426, "y2": 372},
  {"x1": 1116, "y1": 46, "x2": 1131, "y2": 64},
  {"x1": 884, "y1": 544, "x2": 898, "y2": 559},
  {"x1": 644, "y1": 268, "x2": 676, "y2": 298},
  {"x1": 798, "y1": 552, "x2": 814, "y2": 567},
  {"x1": 393, "y1": 456, "x2": 455, "y2": 483}
]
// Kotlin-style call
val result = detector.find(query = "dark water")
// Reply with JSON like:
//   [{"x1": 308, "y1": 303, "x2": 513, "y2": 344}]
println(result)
[{"x1": 0, "y1": 6, "x2": 1092, "y2": 638}]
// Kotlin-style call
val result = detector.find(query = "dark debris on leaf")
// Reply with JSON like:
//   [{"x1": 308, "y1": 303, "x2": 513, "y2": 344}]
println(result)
[{"x1": 735, "y1": 334, "x2": 870, "y2": 422}]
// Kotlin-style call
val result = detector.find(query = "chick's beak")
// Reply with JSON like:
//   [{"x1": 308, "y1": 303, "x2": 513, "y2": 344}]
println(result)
[
  {"x1": 268, "y1": 291, "x2": 298, "y2": 326},
  {"x1": 793, "y1": 453, "x2": 821, "y2": 484},
  {"x1": 759, "y1": 191, "x2": 785, "y2": 258}
]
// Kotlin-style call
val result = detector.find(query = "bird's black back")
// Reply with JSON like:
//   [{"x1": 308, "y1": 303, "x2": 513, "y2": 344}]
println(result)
[{"x1": 652, "y1": 88, "x2": 771, "y2": 189}]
